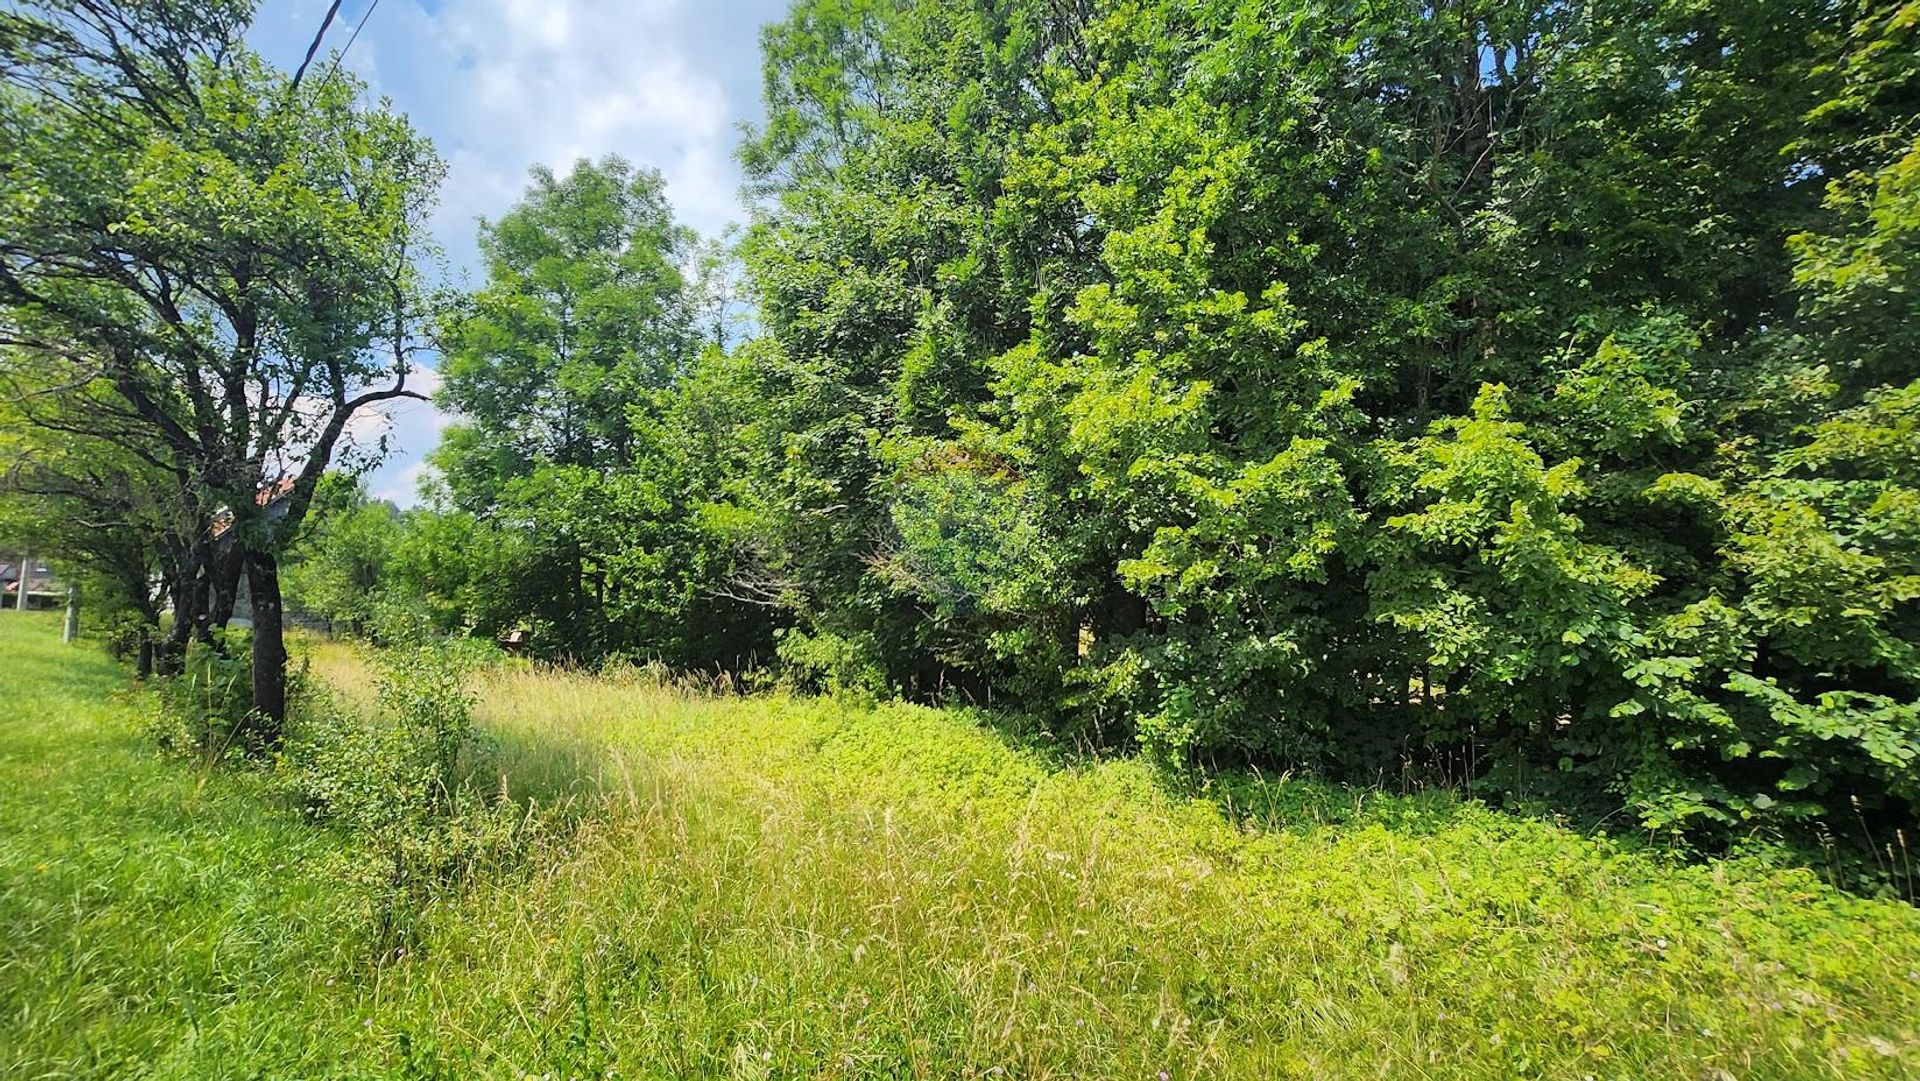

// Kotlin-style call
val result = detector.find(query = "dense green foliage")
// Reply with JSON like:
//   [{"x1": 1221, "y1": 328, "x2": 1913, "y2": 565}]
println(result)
[
  {"x1": 8, "y1": 0, "x2": 1919, "y2": 1069},
  {"x1": 6, "y1": 613, "x2": 1920, "y2": 1077},
  {"x1": 416, "y1": 156, "x2": 768, "y2": 666},
  {"x1": 0, "y1": 0, "x2": 442, "y2": 728},
  {"x1": 352, "y1": 0, "x2": 1920, "y2": 881},
  {"x1": 280, "y1": 476, "x2": 404, "y2": 637}
]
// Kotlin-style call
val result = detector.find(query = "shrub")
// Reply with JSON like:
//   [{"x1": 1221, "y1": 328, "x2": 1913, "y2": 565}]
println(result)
[
  {"x1": 280, "y1": 636, "x2": 534, "y2": 952},
  {"x1": 773, "y1": 626, "x2": 887, "y2": 699},
  {"x1": 147, "y1": 632, "x2": 305, "y2": 761},
  {"x1": 96, "y1": 609, "x2": 154, "y2": 666}
]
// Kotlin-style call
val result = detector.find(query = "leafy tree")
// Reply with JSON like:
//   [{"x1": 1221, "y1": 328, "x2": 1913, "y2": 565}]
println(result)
[
  {"x1": 281, "y1": 475, "x2": 402, "y2": 637},
  {"x1": 702, "y1": 0, "x2": 1920, "y2": 880},
  {"x1": 0, "y1": 0, "x2": 442, "y2": 732},
  {"x1": 0, "y1": 376, "x2": 183, "y2": 663},
  {"x1": 436, "y1": 157, "x2": 695, "y2": 506},
  {"x1": 430, "y1": 158, "x2": 765, "y2": 664}
]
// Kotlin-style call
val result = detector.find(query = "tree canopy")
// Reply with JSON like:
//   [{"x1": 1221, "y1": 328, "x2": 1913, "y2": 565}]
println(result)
[
  {"x1": 0, "y1": 0, "x2": 442, "y2": 728},
  {"x1": 396, "y1": 0, "x2": 1916, "y2": 878}
]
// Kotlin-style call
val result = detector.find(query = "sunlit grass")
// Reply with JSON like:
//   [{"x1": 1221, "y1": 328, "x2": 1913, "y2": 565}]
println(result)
[
  {"x1": 292, "y1": 628, "x2": 378, "y2": 707},
  {"x1": 5, "y1": 616, "x2": 1920, "y2": 1078}
]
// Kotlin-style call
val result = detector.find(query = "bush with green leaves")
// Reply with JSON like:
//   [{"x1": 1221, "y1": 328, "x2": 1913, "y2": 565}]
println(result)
[
  {"x1": 280, "y1": 637, "x2": 530, "y2": 951},
  {"x1": 148, "y1": 632, "x2": 307, "y2": 760}
]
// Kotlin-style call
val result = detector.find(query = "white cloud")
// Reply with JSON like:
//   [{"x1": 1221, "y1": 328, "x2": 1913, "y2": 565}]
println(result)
[
  {"x1": 411, "y1": 0, "x2": 756, "y2": 259},
  {"x1": 373, "y1": 459, "x2": 440, "y2": 506},
  {"x1": 249, "y1": 0, "x2": 791, "y2": 504}
]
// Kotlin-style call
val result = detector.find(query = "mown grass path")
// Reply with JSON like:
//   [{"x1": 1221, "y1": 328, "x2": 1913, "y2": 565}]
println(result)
[{"x1": 5, "y1": 615, "x2": 1920, "y2": 1079}]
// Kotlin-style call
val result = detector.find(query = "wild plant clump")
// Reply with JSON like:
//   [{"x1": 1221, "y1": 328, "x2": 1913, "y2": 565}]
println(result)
[
  {"x1": 279, "y1": 637, "x2": 535, "y2": 952},
  {"x1": 146, "y1": 632, "x2": 310, "y2": 762}
]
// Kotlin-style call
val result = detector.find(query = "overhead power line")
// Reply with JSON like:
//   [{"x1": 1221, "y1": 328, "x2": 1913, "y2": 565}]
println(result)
[
  {"x1": 289, "y1": 0, "x2": 347, "y2": 93},
  {"x1": 321, "y1": 0, "x2": 385, "y2": 89}
]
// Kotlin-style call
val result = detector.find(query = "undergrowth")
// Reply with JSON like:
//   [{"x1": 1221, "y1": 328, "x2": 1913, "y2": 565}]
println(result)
[
  {"x1": 278, "y1": 635, "x2": 545, "y2": 955},
  {"x1": 4, "y1": 612, "x2": 1920, "y2": 1079}
]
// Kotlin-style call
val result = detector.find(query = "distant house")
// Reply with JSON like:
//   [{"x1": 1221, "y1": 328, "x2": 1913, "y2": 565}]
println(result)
[
  {"x1": 210, "y1": 475, "x2": 298, "y2": 542},
  {"x1": 1, "y1": 556, "x2": 61, "y2": 610},
  {"x1": 216, "y1": 476, "x2": 299, "y2": 629}
]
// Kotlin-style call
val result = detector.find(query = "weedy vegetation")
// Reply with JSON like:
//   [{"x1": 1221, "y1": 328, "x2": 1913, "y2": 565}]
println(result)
[
  {"x1": 3, "y1": 0, "x2": 1919, "y2": 1076},
  {"x1": 4, "y1": 613, "x2": 1920, "y2": 1079}
]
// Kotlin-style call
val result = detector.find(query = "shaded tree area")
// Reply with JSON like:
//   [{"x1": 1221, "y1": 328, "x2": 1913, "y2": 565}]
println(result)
[{"x1": 0, "y1": 0, "x2": 442, "y2": 736}]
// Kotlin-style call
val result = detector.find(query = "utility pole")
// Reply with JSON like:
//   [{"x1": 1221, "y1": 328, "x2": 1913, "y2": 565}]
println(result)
[{"x1": 63, "y1": 583, "x2": 80, "y2": 642}]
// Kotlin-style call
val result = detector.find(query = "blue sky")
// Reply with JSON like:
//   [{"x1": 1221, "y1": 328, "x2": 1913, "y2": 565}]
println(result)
[{"x1": 247, "y1": 0, "x2": 792, "y2": 504}]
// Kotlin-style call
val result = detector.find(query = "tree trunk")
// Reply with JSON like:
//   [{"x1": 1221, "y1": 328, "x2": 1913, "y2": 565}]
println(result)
[
  {"x1": 190, "y1": 551, "x2": 218, "y2": 648},
  {"x1": 208, "y1": 542, "x2": 244, "y2": 632},
  {"x1": 246, "y1": 549, "x2": 288, "y2": 741},
  {"x1": 157, "y1": 562, "x2": 196, "y2": 676}
]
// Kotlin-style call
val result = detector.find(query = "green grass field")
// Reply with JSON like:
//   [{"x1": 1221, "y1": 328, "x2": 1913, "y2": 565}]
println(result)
[{"x1": 4, "y1": 612, "x2": 1920, "y2": 1079}]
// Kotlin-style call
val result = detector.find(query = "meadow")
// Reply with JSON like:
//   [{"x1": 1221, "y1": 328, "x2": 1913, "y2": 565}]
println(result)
[{"x1": 4, "y1": 611, "x2": 1920, "y2": 1079}]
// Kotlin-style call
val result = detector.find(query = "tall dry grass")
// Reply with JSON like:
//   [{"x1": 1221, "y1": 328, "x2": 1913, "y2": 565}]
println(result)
[{"x1": 329, "y1": 644, "x2": 1920, "y2": 1078}]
